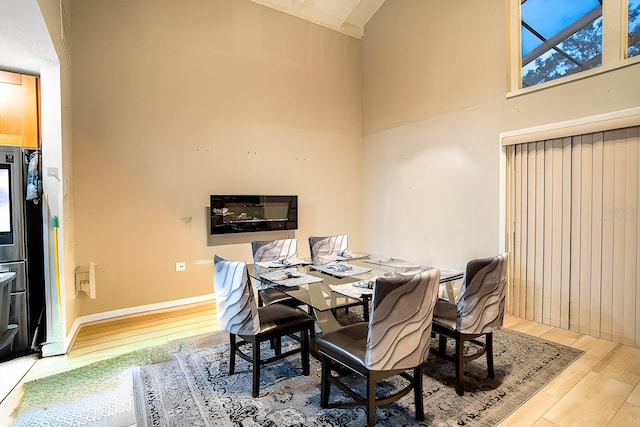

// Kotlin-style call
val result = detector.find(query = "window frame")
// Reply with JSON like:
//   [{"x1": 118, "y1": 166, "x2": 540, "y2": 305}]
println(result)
[
  {"x1": 507, "y1": 0, "x2": 640, "y2": 98},
  {"x1": 629, "y1": 0, "x2": 640, "y2": 57}
]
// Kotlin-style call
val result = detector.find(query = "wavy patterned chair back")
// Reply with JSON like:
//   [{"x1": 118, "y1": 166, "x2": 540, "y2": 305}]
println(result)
[
  {"x1": 308, "y1": 235, "x2": 348, "y2": 264},
  {"x1": 251, "y1": 239, "x2": 298, "y2": 263},
  {"x1": 456, "y1": 253, "x2": 508, "y2": 334},
  {"x1": 213, "y1": 255, "x2": 260, "y2": 336},
  {"x1": 366, "y1": 268, "x2": 440, "y2": 371}
]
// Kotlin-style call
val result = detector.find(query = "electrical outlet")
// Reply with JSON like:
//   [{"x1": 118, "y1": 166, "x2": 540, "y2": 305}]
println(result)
[
  {"x1": 75, "y1": 271, "x2": 90, "y2": 290},
  {"x1": 176, "y1": 262, "x2": 186, "y2": 272},
  {"x1": 75, "y1": 263, "x2": 97, "y2": 298}
]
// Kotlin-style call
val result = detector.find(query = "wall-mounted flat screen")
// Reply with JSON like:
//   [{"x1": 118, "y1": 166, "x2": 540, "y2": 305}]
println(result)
[{"x1": 210, "y1": 195, "x2": 298, "y2": 235}]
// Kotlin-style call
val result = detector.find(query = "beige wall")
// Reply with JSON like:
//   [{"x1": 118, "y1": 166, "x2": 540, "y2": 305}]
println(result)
[
  {"x1": 70, "y1": 0, "x2": 363, "y2": 317},
  {"x1": 65, "y1": 0, "x2": 640, "y2": 330},
  {"x1": 362, "y1": 0, "x2": 640, "y2": 269}
]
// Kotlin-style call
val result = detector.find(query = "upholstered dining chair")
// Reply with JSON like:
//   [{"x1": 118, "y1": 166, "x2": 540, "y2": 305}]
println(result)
[
  {"x1": 308, "y1": 234, "x2": 365, "y2": 318},
  {"x1": 308, "y1": 235, "x2": 348, "y2": 265},
  {"x1": 430, "y1": 253, "x2": 508, "y2": 396},
  {"x1": 315, "y1": 268, "x2": 440, "y2": 427},
  {"x1": 213, "y1": 255, "x2": 315, "y2": 398},
  {"x1": 251, "y1": 239, "x2": 300, "y2": 307}
]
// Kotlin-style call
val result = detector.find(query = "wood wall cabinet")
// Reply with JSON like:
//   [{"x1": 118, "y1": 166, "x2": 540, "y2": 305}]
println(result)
[{"x1": 0, "y1": 70, "x2": 40, "y2": 149}]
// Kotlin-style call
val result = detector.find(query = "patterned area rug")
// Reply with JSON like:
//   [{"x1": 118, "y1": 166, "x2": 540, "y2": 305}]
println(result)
[
  {"x1": 132, "y1": 329, "x2": 584, "y2": 427},
  {"x1": 11, "y1": 334, "x2": 227, "y2": 427}
]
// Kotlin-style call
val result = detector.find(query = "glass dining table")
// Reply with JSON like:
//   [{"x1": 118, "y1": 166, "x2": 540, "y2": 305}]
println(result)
[{"x1": 247, "y1": 254, "x2": 463, "y2": 334}]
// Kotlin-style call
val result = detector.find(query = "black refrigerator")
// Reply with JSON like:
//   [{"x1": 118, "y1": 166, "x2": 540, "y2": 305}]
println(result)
[{"x1": 0, "y1": 145, "x2": 44, "y2": 359}]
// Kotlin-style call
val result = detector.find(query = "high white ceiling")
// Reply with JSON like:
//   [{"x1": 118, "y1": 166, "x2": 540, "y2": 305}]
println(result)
[
  {"x1": 250, "y1": 0, "x2": 385, "y2": 38},
  {"x1": 0, "y1": 0, "x2": 57, "y2": 75},
  {"x1": 0, "y1": 0, "x2": 384, "y2": 76}
]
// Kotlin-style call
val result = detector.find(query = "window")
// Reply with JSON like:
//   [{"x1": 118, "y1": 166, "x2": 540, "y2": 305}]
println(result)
[
  {"x1": 521, "y1": 0, "x2": 602, "y2": 88},
  {"x1": 630, "y1": 0, "x2": 640, "y2": 57},
  {"x1": 510, "y1": 1, "x2": 640, "y2": 93}
]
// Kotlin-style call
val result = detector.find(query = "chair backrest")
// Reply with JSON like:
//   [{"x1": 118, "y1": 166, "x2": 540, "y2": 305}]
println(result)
[
  {"x1": 251, "y1": 239, "x2": 298, "y2": 263},
  {"x1": 456, "y1": 253, "x2": 508, "y2": 334},
  {"x1": 213, "y1": 255, "x2": 260, "y2": 336},
  {"x1": 308, "y1": 235, "x2": 348, "y2": 265},
  {"x1": 365, "y1": 268, "x2": 440, "y2": 371}
]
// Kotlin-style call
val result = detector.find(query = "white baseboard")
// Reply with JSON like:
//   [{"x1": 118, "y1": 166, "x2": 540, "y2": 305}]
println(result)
[{"x1": 64, "y1": 293, "x2": 216, "y2": 353}]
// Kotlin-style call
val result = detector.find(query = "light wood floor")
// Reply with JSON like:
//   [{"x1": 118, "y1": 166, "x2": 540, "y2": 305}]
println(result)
[{"x1": 1, "y1": 301, "x2": 639, "y2": 426}]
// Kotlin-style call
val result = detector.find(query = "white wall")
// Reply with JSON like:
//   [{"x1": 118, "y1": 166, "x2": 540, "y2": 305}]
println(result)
[
  {"x1": 35, "y1": 0, "x2": 73, "y2": 354},
  {"x1": 362, "y1": 0, "x2": 640, "y2": 270},
  {"x1": 48, "y1": 0, "x2": 640, "y2": 339}
]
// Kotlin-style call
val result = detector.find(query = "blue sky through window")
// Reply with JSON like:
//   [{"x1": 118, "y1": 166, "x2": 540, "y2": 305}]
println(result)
[
  {"x1": 521, "y1": 0, "x2": 601, "y2": 56},
  {"x1": 521, "y1": 1, "x2": 640, "y2": 87},
  {"x1": 521, "y1": 0, "x2": 604, "y2": 86}
]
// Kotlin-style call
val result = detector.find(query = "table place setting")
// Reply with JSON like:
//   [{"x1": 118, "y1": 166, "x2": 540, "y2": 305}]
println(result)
[
  {"x1": 255, "y1": 257, "x2": 309, "y2": 269},
  {"x1": 364, "y1": 257, "x2": 422, "y2": 269},
  {"x1": 324, "y1": 250, "x2": 370, "y2": 261},
  {"x1": 329, "y1": 280, "x2": 375, "y2": 299},
  {"x1": 310, "y1": 261, "x2": 372, "y2": 278},
  {"x1": 258, "y1": 267, "x2": 323, "y2": 287}
]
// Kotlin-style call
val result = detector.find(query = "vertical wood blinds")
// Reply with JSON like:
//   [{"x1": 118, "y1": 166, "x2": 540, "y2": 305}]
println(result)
[{"x1": 507, "y1": 125, "x2": 640, "y2": 347}]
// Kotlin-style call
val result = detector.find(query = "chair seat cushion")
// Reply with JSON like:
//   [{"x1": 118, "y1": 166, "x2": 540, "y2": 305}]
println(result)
[
  {"x1": 258, "y1": 303, "x2": 313, "y2": 334},
  {"x1": 433, "y1": 300, "x2": 457, "y2": 330},
  {"x1": 315, "y1": 322, "x2": 368, "y2": 371}
]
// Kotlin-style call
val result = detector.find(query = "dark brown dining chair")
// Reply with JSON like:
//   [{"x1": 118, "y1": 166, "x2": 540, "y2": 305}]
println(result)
[
  {"x1": 213, "y1": 255, "x2": 315, "y2": 398},
  {"x1": 251, "y1": 239, "x2": 301, "y2": 307},
  {"x1": 315, "y1": 268, "x2": 440, "y2": 427},
  {"x1": 308, "y1": 235, "x2": 348, "y2": 265},
  {"x1": 430, "y1": 253, "x2": 508, "y2": 396}
]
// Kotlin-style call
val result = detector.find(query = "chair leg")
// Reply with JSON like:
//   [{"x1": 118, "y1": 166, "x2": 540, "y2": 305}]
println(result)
[
  {"x1": 366, "y1": 372, "x2": 376, "y2": 427},
  {"x1": 438, "y1": 334, "x2": 447, "y2": 354},
  {"x1": 229, "y1": 333, "x2": 236, "y2": 375},
  {"x1": 455, "y1": 337, "x2": 465, "y2": 396},
  {"x1": 272, "y1": 337, "x2": 282, "y2": 355},
  {"x1": 302, "y1": 327, "x2": 310, "y2": 375},
  {"x1": 486, "y1": 332, "x2": 494, "y2": 378},
  {"x1": 414, "y1": 365, "x2": 424, "y2": 421},
  {"x1": 252, "y1": 337, "x2": 261, "y2": 398},
  {"x1": 320, "y1": 356, "x2": 331, "y2": 408}
]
